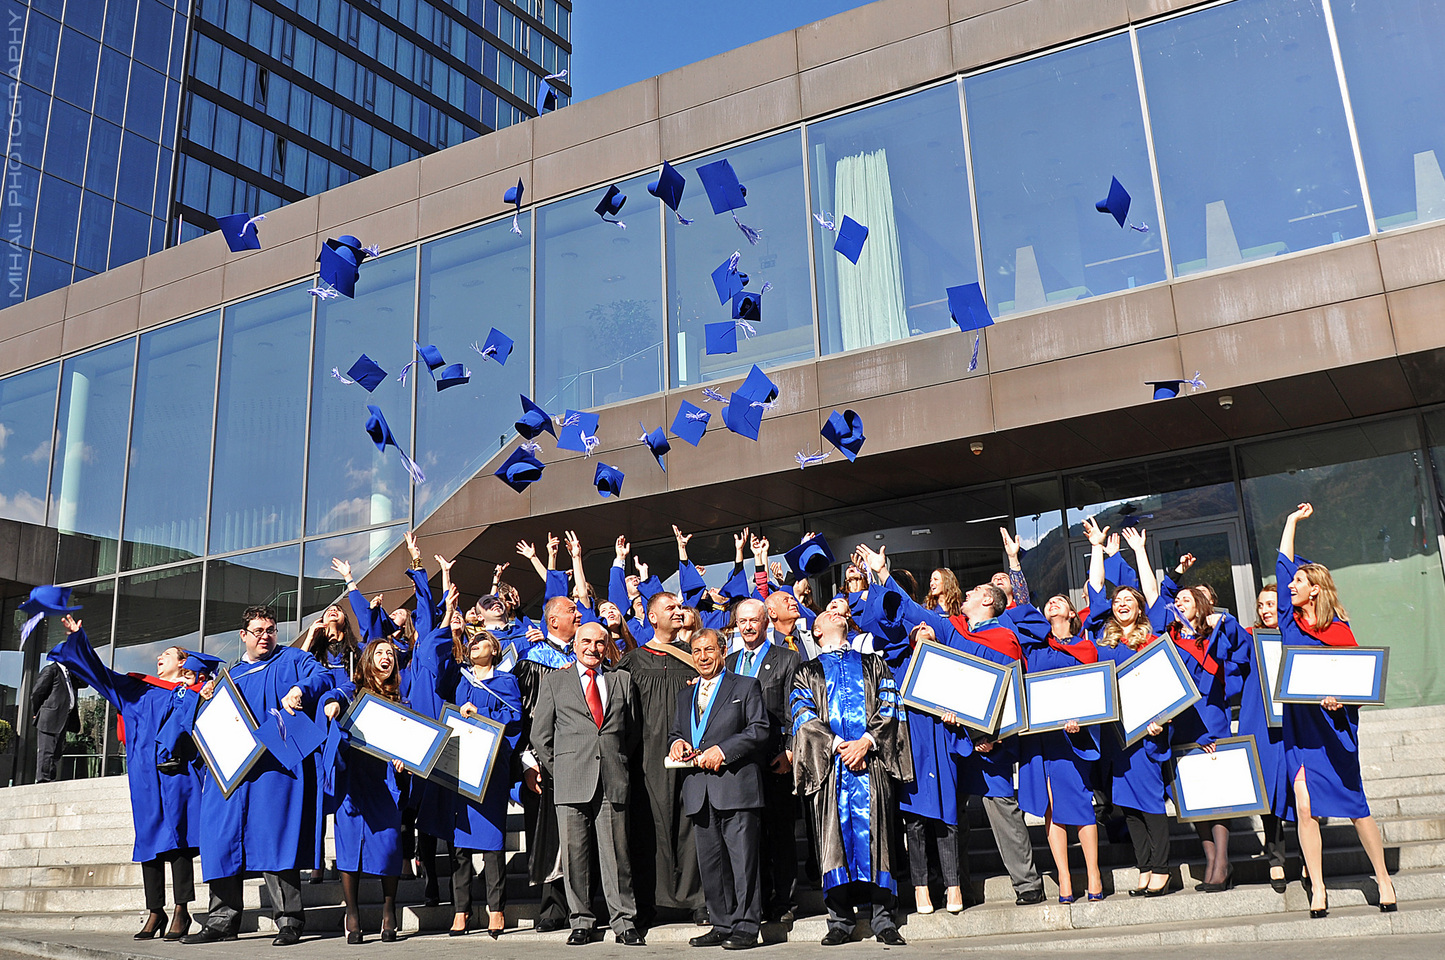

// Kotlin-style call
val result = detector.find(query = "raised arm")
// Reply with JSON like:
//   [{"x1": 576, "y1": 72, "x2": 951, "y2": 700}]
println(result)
[
  {"x1": 1121, "y1": 526, "x2": 1160, "y2": 606},
  {"x1": 516, "y1": 539, "x2": 548, "y2": 583},
  {"x1": 1083, "y1": 516, "x2": 1109, "y2": 593},
  {"x1": 565, "y1": 530, "x2": 591, "y2": 609},
  {"x1": 1280, "y1": 502, "x2": 1312, "y2": 561},
  {"x1": 1000, "y1": 526, "x2": 1030, "y2": 605}
]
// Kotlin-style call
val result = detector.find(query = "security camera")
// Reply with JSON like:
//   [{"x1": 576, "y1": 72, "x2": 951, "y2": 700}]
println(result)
[
  {"x1": 1219, "y1": 395, "x2": 1233, "y2": 410},
  {"x1": 970, "y1": 441, "x2": 984, "y2": 456}
]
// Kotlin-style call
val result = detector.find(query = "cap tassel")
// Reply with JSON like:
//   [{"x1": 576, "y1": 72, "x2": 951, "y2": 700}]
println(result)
[
  {"x1": 363, "y1": 243, "x2": 381, "y2": 257},
  {"x1": 796, "y1": 448, "x2": 829, "y2": 470},
  {"x1": 510, "y1": 212, "x2": 522, "y2": 236},
  {"x1": 735, "y1": 319, "x2": 758, "y2": 339},
  {"x1": 330, "y1": 367, "x2": 357, "y2": 385},
  {"x1": 556, "y1": 412, "x2": 580, "y2": 428},
  {"x1": 470, "y1": 340, "x2": 501, "y2": 362},
  {"x1": 1129, "y1": 222, "x2": 1150, "y2": 233},
  {"x1": 813, "y1": 212, "x2": 837, "y2": 232},
  {"x1": 581, "y1": 432, "x2": 600, "y2": 457},
  {"x1": 397, "y1": 360, "x2": 418, "y2": 385},
  {"x1": 701, "y1": 388, "x2": 726, "y2": 402},
  {"x1": 750, "y1": 397, "x2": 779, "y2": 411},
  {"x1": 309, "y1": 286, "x2": 340, "y2": 300},
  {"x1": 243, "y1": 214, "x2": 267, "y2": 237},
  {"x1": 673, "y1": 211, "x2": 694, "y2": 225},
  {"x1": 968, "y1": 333, "x2": 981, "y2": 372},
  {"x1": 732, "y1": 212, "x2": 762, "y2": 245},
  {"x1": 398, "y1": 449, "x2": 427, "y2": 484},
  {"x1": 1186, "y1": 371, "x2": 1207, "y2": 392},
  {"x1": 685, "y1": 409, "x2": 710, "y2": 422},
  {"x1": 18, "y1": 611, "x2": 44, "y2": 648},
  {"x1": 519, "y1": 441, "x2": 542, "y2": 455},
  {"x1": 601, "y1": 214, "x2": 626, "y2": 229},
  {"x1": 269, "y1": 708, "x2": 289, "y2": 742}
]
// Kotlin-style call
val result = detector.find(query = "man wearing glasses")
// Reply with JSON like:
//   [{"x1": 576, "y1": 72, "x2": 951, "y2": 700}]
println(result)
[{"x1": 183, "y1": 606, "x2": 332, "y2": 947}]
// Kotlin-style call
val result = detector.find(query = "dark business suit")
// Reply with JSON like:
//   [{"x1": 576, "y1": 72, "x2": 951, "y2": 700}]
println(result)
[
  {"x1": 669, "y1": 672, "x2": 770, "y2": 939},
  {"x1": 725, "y1": 641, "x2": 801, "y2": 918},
  {"x1": 31, "y1": 661, "x2": 82, "y2": 783},
  {"x1": 532, "y1": 662, "x2": 641, "y2": 936}
]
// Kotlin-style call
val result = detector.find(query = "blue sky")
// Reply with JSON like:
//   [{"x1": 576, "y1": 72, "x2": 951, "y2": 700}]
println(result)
[{"x1": 569, "y1": 0, "x2": 877, "y2": 102}]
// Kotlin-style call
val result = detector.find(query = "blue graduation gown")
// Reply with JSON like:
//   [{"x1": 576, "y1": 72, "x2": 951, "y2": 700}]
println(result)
[
  {"x1": 406, "y1": 623, "x2": 459, "y2": 838},
  {"x1": 1095, "y1": 638, "x2": 1173, "y2": 815},
  {"x1": 1276, "y1": 553, "x2": 1370, "y2": 820},
  {"x1": 330, "y1": 680, "x2": 405, "y2": 877},
  {"x1": 47, "y1": 630, "x2": 203, "y2": 863},
  {"x1": 198, "y1": 646, "x2": 331, "y2": 880},
  {"x1": 448, "y1": 668, "x2": 523, "y2": 851},
  {"x1": 1013, "y1": 620, "x2": 1101, "y2": 828},
  {"x1": 1235, "y1": 625, "x2": 1289, "y2": 818}
]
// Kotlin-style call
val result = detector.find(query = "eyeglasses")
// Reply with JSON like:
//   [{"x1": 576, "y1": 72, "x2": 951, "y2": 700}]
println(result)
[{"x1": 245, "y1": 626, "x2": 279, "y2": 639}]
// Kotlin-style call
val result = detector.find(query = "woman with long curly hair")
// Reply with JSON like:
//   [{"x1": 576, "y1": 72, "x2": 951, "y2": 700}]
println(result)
[{"x1": 924, "y1": 568, "x2": 963, "y2": 617}]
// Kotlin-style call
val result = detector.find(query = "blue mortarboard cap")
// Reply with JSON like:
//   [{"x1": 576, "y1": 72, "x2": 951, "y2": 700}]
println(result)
[
  {"x1": 504, "y1": 179, "x2": 524, "y2": 207},
  {"x1": 711, "y1": 257, "x2": 747, "y2": 305},
  {"x1": 696, "y1": 159, "x2": 747, "y2": 215},
  {"x1": 181, "y1": 651, "x2": 224, "y2": 677},
  {"x1": 365, "y1": 404, "x2": 401, "y2": 452},
  {"x1": 435, "y1": 363, "x2": 470, "y2": 390},
  {"x1": 1147, "y1": 379, "x2": 1186, "y2": 400},
  {"x1": 345, "y1": 354, "x2": 388, "y2": 392},
  {"x1": 20, "y1": 585, "x2": 82, "y2": 617},
  {"x1": 1096, "y1": 177, "x2": 1131, "y2": 228},
  {"x1": 705, "y1": 321, "x2": 738, "y2": 355},
  {"x1": 595, "y1": 184, "x2": 626, "y2": 220},
  {"x1": 833, "y1": 216, "x2": 868, "y2": 264},
  {"x1": 515, "y1": 395, "x2": 556, "y2": 440},
  {"x1": 946, "y1": 282, "x2": 994, "y2": 332},
  {"x1": 647, "y1": 161, "x2": 687, "y2": 212},
  {"x1": 722, "y1": 391, "x2": 765, "y2": 441},
  {"x1": 417, "y1": 343, "x2": 446, "y2": 372},
  {"x1": 255, "y1": 708, "x2": 326, "y2": 774},
  {"x1": 556, "y1": 409, "x2": 600, "y2": 453},
  {"x1": 732, "y1": 289, "x2": 761, "y2": 323},
  {"x1": 216, "y1": 213, "x2": 262, "y2": 253},
  {"x1": 335, "y1": 235, "x2": 365, "y2": 257},
  {"x1": 640, "y1": 425, "x2": 669, "y2": 471},
  {"x1": 495, "y1": 445, "x2": 546, "y2": 492},
  {"x1": 670, "y1": 401, "x2": 710, "y2": 446},
  {"x1": 821, "y1": 409, "x2": 865, "y2": 462},
  {"x1": 479, "y1": 327, "x2": 514, "y2": 365},
  {"x1": 594, "y1": 462, "x2": 624, "y2": 498},
  {"x1": 736, "y1": 364, "x2": 779, "y2": 406},
  {"x1": 317, "y1": 244, "x2": 359, "y2": 298},
  {"x1": 537, "y1": 76, "x2": 561, "y2": 114},
  {"x1": 784, "y1": 535, "x2": 835, "y2": 579}
]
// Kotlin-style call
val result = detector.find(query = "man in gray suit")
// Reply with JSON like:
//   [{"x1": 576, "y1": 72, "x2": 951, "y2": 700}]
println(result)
[{"x1": 532, "y1": 621, "x2": 645, "y2": 946}]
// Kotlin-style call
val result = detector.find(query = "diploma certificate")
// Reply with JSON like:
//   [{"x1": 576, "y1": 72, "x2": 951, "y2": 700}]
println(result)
[
  {"x1": 994, "y1": 664, "x2": 1028, "y2": 738},
  {"x1": 1023, "y1": 661, "x2": 1118, "y2": 734},
  {"x1": 341, "y1": 691, "x2": 451, "y2": 776},
  {"x1": 1116, "y1": 640, "x2": 1201, "y2": 746},
  {"x1": 1276, "y1": 646, "x2": 1388, "y2": 705},
  {"x1": 899, "y1": 640, "x2": 1011, "y2": 733},
  {"x1": 428, "y1": 706, "x2": 506, "y2": 800},
  {"x1": 192, "y1": 670, "x2": 265, "y2": 798},
  {"x1": 1252, "y1": 629, "x2": 1284, "y2": 727},
  {"x1": 1171, "y1": 736, "x2": 1270, "y2": 822}
]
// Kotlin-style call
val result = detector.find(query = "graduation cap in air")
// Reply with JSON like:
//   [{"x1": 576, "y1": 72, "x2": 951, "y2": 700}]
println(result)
[
  {"x1": 317, "y1": 243, "x2": 360, "y2": 299},
  {"x1": 474, "y1": 327, "x2": 514, "y2": 365},
  {"x1": 537, "y1": 69, "x2": 567, "y2": 114},
  {"x1": 1146, "y1": 372, "x2": 1206, "y2": 400},
  {"x1": 495, "y1": 445, "x2": 546, "y2": 492},
  {"x1": 255, "y1": 706, "x2": 327, "y2": 775},
  {"x1": 696, "y1": 158, "x2": 761, "y2": 244},
  {"x1": 638, "y1": 423, "x2": 670, "y2": 471},
  {"x1": 594, "y1": 462, "x2": 625, "y2": 498},
  {"x1": 732, "y1": 288, "x2": 761, "y2": 323},
  {"x1": 738, "y1": 364, "x2": 779, "y2": 407},
  {"x1": 216, "y1": 213, "x2": 264, "y2": 252},
  {"x1": 595, "y1": 184, "x2": 626, "y2": 227},
  {"x1": 670, "y1": 400, "x2": 710, "y2": 446},
  {"x1": 1096, "y1": 177, "x2": 1131, "y2": 228},
  {"x1": 821, "y1": 409, "x2": 865, "y2": 462},
  {"x1": 721, "y1": 365, "x2": 779, "y2": 443},
  {"x1": 435, "y1": 363, "x2": 471, "y2": 390},
  {"x1": 341, "y1": 354, "x2": 388, "y2": 392},
  {"x1": 365, "y1": 405, "x2": 426, "y2": 483},
  {"x1": 711, "y1": 255, "x2": 748, "y2": 305},
  {"x1": 182, "y1": 651, "x2": 224, "y2": 678},
  {"x1": 399, "y1": 342, "x2": 446, "y2": 384},
  {"x1": 648, "y1": 161, "x2": 691, "y2": 223},
  {"x1": 705, "y1": 321, "x2": 739, "y2": 355},
  {"x1": 556, "y1": 409, "x2": 601, "y2": 454},
  {"x1": 784, "y1": 535, "x2": 835, "y2": 579},
  {"x1": 504, "y1": 178, "x2": 525, "y2": 234},
  {"x1": 833, "y1": 216, "x2": 869, "y2": 264},
  {"x1": 515, "y1": 395, "x2": 557, "y2": 440},
  {"x1": 18, "y1": 585, "x2": 82, "y2": 647},
  {"x1": 946, "y1": 282, "x2": 994, "y2": 332},
  {"x1": 329, "y1": 235, "x2": 377, "y2": 264}
]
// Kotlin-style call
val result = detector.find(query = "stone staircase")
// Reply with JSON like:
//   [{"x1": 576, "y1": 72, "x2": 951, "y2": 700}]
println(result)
[{"x1": 0, "y1": 705, "x2": 1442, "y2": 951}]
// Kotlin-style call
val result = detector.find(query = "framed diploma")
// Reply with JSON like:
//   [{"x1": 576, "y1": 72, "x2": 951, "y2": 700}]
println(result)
[
  {"x1": 428, "y1": 705, "x2": 507, "y2": 800},
  {"x1": 1171, "y1": 735, "x2": 1270, "y2": 822},
  {"x1": 498, "y1": 642, "x2": 518, "y2": 674},
  {"x1": 192, "y1": 669, "x2": 265, "y2": 799},
  {"x1": 1252, "y1": 628, "x2": 1284, "y2": 727},
  {"x1": 1275, "y1": 646, "x2": 1388, "y2": 706},
  {"x1": 340, "y1": 691, "x2": 452, "y2": 776},
  {"x1": 1116, "y1": 639, "x2": 1201, "y2": 746},
  {"x1": 1023, "y1": 661, "x2": 1118, "y2": 734},
  {"x1": 993, "y1": 664, "x2": 1029, "y2": 738},
  {"x1": 899, "y1": 639, "x2": 1011, "y2": 734}
]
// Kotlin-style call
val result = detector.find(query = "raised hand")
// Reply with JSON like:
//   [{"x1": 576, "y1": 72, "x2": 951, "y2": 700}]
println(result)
[
  {"x1": 330, "y1": 557, "x2": 353, "y2": 581},
  {"x1": 615, "y1": 536, "x2": 630, "y2": 562},
  {"x1": 369, "y1": 594, "x2": 384, "y2": 609},
  {"x1": 435, "y1": 554, "x2": 456, "y2": 574},
  {"x1": 1291, "y1": 502, "x2": 1314, "y2": 523},
  {"x1": 1082, "y1": 516, "x2": 1108, "y2": 547},
  {"x1": 61, "y1": 615, "x2": 82, "y2": 635},
  {"x1": 1104, "y1": 533, "x2": 1121, "y2": 558},
  {"x1": 1175, "y1": 553, "x2": 1196, "y2": 576},
  {"x1": 769, "y1": 560, "x2": 783, "y2": 582},
  {"x1": 545, "y1": 533, "x2": 560, "y2": 567},
  {"x1": 404, "y1": 530, "x2": 421, "y2": 563},
  {"x1": 1121, "y1": 526, "x2": 1147, "y2": 552},
  {"x1": 1000, "y1": 526, "x2": 1022, "y2": 560},
  {"x1": 564, "y1": 530, "x2": 581, "y2": 558},
  {"x1": 634, "y1": 557, "x2": 650, "y2": 581},
  {"x1": 673, "y1": 524, "x2": 692, "y2": 561},
  {"x1": 515, "y1": 540, "x2": 536, "y2": 560},
  {"x1": 492, "y1": 561, "x2": 509, "y2": 585},
  {"x1": 734, "y1": 527, "x2": 750, "y2": 563}
]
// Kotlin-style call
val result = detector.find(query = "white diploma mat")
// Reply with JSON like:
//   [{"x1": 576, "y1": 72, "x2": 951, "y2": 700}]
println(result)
[
  {"x1": 1285, "y1": 651, "x2": 1377, "y2": 699},
  {"x1": 1118, "y1": 648, "x2": 1189, "y2": 733},
  {"x1": 996, "y1": 674, "x2": 1019, "y2": 732},
  {"x1": 664, "y1": 756, "x2": 697, "y2": 769},
  {"x1": 1028, "y1": 670, "x2": 1107, "y2": 727},
  {"x1": 432, "y1": 715, "x2": 500, "y2": 788},
  {"x1": 351, "y1": 699, "x2": 437, "y2": 767},
  {"x1": 910, "y1": 650, "x2": 1002, "y2": 717},
  {"x1": 194, "y1": 685, "x2": 255, "y2": 782},
  {"x1": 1176, "y1": 748, "x2": 1260, "y2": 811}
]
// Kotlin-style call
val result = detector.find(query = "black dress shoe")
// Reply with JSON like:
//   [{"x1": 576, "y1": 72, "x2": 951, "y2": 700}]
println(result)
[
  {"x1": 876, "y1": 928, "x2": 907, "y2": 946},
  {"x1": 347, "y1": 931, "x2": 364, "y2": 945},
  {"x1": 566, "y1": 929, "x2": 592, "y2": 946},
  {"x1": 690, "y1": 930, "x2": 730, "y2": 947},
  {"x1": 273, "y1": 927, "x2": 302, "y2": 946},
  {"x1": 617, "y1": 929, "x2": 646, "y2": 946},
  {"x1": 537, "y1": 918, "x2": 569, "y2": 933},
  {"x1": 380, "y1": 928, "x2": 398, "y2": 942},
  {"x1": 1015, "y1": 890, "x2": 1046, "y2": 905},
  {"x1": 694, "y1": 908, "x2": 711, "y2": 926},
  {"x1": 721, "y1": 934, "x2": 758, "y2": 950},
  {"x1": 180, "y1": 927, "x2": 238, "y2": 944},
  {"x1": 820, "y1": 929, "x2": 850, "y2": 946}
]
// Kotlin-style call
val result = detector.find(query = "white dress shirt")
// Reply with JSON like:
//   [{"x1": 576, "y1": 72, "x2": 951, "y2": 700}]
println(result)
[{"x1": 576, "y1": 660, "x2": 609, "y2": 711}]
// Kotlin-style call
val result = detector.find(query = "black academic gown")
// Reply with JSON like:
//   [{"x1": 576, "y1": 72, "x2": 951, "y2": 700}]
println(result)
[{"x1": 616, "y1": 641, "x2": 705, "y2": 915}]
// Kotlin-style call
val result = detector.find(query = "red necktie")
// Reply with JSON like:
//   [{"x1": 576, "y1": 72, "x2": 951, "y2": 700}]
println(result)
[{"x1": 584, "y1": 668, "x2": 604, "y2": 728}]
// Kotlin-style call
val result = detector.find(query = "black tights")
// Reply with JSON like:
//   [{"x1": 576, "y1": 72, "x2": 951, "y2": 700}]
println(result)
[
  {"x1": 1194, "y1": 820, "x2": 1231, "y2": 885},
  {"x1": 340, "y1": 872, "x2": 399, "y2": 933}
]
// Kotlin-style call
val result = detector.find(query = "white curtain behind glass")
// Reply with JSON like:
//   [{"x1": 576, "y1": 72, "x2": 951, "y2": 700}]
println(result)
[{"x1": 834, "y1": 149, "x2": 909, "y2": 351}]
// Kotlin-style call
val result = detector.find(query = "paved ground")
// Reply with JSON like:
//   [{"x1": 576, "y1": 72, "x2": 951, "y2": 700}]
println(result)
[{"x1": 2, "y1": 930, "x2": 1443, "y2": 960}]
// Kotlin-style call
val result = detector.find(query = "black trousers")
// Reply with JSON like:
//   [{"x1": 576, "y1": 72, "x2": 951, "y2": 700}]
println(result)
[
  {"x1": 903, "y1": 813, "x2": 959, "y2": 887},
  {"x1": 692, "y1": 804, "x2": 762, "y2": 938},
  {"x1": 1122, "y1": 808, "x2": 1171, "y2": 873},
  {"x1": 206, "y1": 869, "x2": 303, "y2": 934},
  {"x1": 823, "y1": 880, "x2": 897, "y2": 936},
  {"x1": 450, "y1": 848, "x2": 506, "y2": 916},
  {"x1": 35, "y1": 729, "x2": 64, "y2": 783},
  {"x1": 1261, "y1": 813, "x2": 1288, "y2": 868},
  {"x1": 759, "y1": 771, "x2": 798, "y2": 915},
  {"x1": 141, "y1": 850, "x2": 196, "y2": 910}
]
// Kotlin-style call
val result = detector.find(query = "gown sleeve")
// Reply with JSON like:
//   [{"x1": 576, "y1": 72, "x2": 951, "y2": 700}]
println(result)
[
  {"x1": 406, "y1": 566, "x2": 437, "y2": 638},
  {"x1": 46, "y1": 629, "x2": 145, "y2": 713}
]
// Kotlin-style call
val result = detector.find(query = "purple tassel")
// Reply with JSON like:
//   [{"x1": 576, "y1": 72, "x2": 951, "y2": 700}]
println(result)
[
  {"x1": 732, "y1": 213, "x2": 762, "y2": 245},
  {"x1": 968, "y1": 334, "x2": 981, "y2": 373}
]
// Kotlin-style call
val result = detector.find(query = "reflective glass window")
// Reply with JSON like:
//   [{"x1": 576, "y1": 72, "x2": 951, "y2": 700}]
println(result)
[
  {"x1": 1332, "y1": 0, "x2": 1445, "y2": 230},
  {"x1": 204, "y1": 545, "x2": 302, "y2": 652},
  {"x1": 536, "y1": 173, "x2": 663, "y2": 409},
  {"x1": 53, "y1": 28, "x2": 100, "y2": 110},
  {"x1": 122, "y1": 313, "x2": 220, "y2": 571},
  {"x1": 105, "y1": 0, "x2": 139, "y2": 53},
  {"x1": 307, "y1": 250, "x2": 416, "y2": 536},
  {"x1": 1138, "y1": 0, "x2": 1367, "y2": 276},
  {"x1": 1, "y1": 162, "x2": 39, "y2": 253},
  {"x1": 33, "y1": 175, "x2": 81, "y2": 261},
  {"x1": 1011, "y1": 477, "x2": 1069, "y2": 604},
  {"x1": 667, "y1": 132, "x2": 812, "y2": 387},
  {"x1": 0, "y1": 363, "x2": 58, "y2": 524},
  {"x1": 85, "y1": 118, "x2": 122, "y2": 194},
  {"x1": 113, "y1": 563, "x2": 202, "y2": 675},
  {"x1": 124, "y1": 62, "x2": 166, "y2": 141},
  {"x1": 26, "y1": 252, "x2": 72, "y2": 298},
  {"x1": 133, "y1": 0, "x2": 173, "y2": 71},
  {"x1": 12, "y1": 87, "x2": 51, "y2": 175},
  {"x1": 52, "y1": 340, "x2": 135, "y2": 581},
  {"x1": 58, "y1": 578, "x2": 117, "y2": 780},
  {"x1": 95, "y1": 47, "x2": 130, "y2": 123},
  {"x1": 808, "y1": 83, "x2": 976, "y2": 353},
  {"x1": 302, "y1": 525, "x2": 407, "y2": 620},
  {"x1": 210, "y1": 284, "x2": 312, "y2": 553},
  {"x1": 967, "y1": 36, "x2": 1165, "y2": 316},
  {"x1": 416, "y1": 218, "x2": 530, "y2": 521},
  {"x1": 21, "y1": 13, "x2": 59, "y2": 92},
  {"x1": 76, "y1": 191, "x2": 113, "y2": 275},
  {"x1": 109, "y1": 202, "x2": 152, "y2": 268},
  {"x1": 116, "y1": 132, "x2": 158, "y2": 211},
  {"x1": 63, "y1": 0, "x2": 104, "y2": 38},
  {"x1": 1065, "y1": 449, "x2": 1238, "y2": 537},
  {"x1": 43, "y1": 99, "x2": 89, "y2": 184}
]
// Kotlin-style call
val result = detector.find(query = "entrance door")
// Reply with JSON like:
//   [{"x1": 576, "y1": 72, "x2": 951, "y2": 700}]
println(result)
[{"x1": 1067, "y1": 519, "x2": 1255, "y2": 618}]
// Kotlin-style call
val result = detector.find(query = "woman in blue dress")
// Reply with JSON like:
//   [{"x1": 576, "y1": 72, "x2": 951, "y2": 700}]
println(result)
[
  {"x1": 326, "y1": 638, "x2": 408, "y2": 943},
  {"x1": 1245, "y1": 587, "x2": 1290, "y2": 893},
  {"x1": 1277, "y1": 503, "x2": 1396, "y2": 918}
]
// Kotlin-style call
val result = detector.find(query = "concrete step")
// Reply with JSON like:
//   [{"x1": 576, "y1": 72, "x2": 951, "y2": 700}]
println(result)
[{"x1": 1357, "y1": 704, "x2": 1445, "y2": 729}]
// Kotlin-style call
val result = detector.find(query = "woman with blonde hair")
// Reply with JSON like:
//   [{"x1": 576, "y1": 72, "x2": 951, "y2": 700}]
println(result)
[
  {"x1": 1277, "y1": 503, "x2": 1396, "y2": 918},
  {"x1": 925, "y1": 568, "x2": 964, "y2": 617}
]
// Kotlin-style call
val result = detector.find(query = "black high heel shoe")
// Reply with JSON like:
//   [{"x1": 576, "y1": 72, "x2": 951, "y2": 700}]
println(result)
[
  {"x1": 1310, "y1": 893, "x2": 1328, "y2": 919},
  {"x1": 347, "y1": 930, "x2": 364, "y2": 944},
  {"x1": 1269, "y1": 867, "x2": 1287, "y2": 894},
  {"x1": 135, "y1": 911, "x2": 165, "y2": 940}
]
